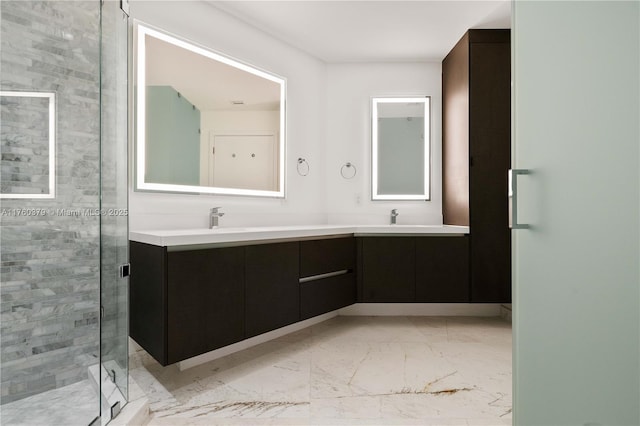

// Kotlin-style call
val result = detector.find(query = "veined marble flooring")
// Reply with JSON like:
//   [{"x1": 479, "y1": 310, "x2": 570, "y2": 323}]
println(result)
[
  {"x1": 0, "y1": 379, "x2": 98, "y2": 426},
  {"x1": 130, "y1": 316, "x2": 512, "y2": 426}
]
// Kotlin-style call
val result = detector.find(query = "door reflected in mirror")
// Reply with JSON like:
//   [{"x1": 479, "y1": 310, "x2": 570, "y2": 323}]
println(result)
[
  {"x1": 371, "y1": 97, "x2": 430, "y2": 201},
  {"x1": 135, "y1": 23, "x2": 286, "y2": 197}
]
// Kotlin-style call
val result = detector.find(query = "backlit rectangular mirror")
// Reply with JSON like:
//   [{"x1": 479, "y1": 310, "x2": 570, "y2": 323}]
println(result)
[
  {"x1": 134, "y1": 22, "x2": 286, "y2": 197},
  {"x1": 1, "y1": 91, "x2": 56, "y2": 199},
  {"x1": 371, "y1": 97, "x2": 430, "y2": 201}
]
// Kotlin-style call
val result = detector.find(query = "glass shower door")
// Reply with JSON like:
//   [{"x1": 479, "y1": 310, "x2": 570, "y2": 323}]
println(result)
[{"x1": 99, "y1": 0, "x2": 129, "y2": 422}]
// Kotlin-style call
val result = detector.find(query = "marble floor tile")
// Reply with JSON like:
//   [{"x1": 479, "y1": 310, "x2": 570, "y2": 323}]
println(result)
[
  {"x1": 0, "y1": 379, "x2": 98, "y2": 426},
  {"x1": 309, "y1": 395, "x2": 381, "y2": 419},
  {"x1": 133, "y1": 316, "x2": 512, "y2": 425},
  {"x1": 310, "y1": 316, "x2": 432, "y2": 345},
  {"x1": 444, "y1": 317, "x2": 512, "y2": 347},
  {"x1": 407, "y1": 316, "x2": 450, "y2": 343},
  {"x1": 147, "y1": 417, "x2": 458, "y2": 425},
  {"x1": 310, "y1": 341, "x2": 468, "y2": 400}
]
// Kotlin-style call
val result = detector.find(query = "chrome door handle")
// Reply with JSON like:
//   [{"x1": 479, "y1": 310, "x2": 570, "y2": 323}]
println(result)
[{"x1": 510, "y1": 169, "x2": 531, "y2": 229}]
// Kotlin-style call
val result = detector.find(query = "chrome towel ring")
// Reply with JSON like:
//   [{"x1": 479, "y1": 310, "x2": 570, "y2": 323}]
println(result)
[
  {"x1": 340, "y1": 162, "x2": 357, "y2": 179},
  {"x1": 297, "y1": 157, "x2": 310, "y2": 176}
]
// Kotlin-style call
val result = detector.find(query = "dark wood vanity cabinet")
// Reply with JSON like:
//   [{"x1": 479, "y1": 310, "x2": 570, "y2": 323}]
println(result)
[
  {"x1": 415, "y1": 237, "x2": 469, "y2": 302},
  {"x1": 129, "y1": 241, "x2": 245, "y2": 366},
  {"x1": 129, "y1": 242, "x2": 167, "y2": 364},
  {"x1": 245, "y1": 242, "x2": 299, "y2": 338},
  {"x1": 442, "y1": 29, "x2": 512, "y2": 303},
  {"x1": 358, "y1": 236, "x2": 469, "y2": 303},
  {"x1": 130, "y1": 236, "x2": 357, "y2": 366},
  {"x1": 300, "y1": 237, "x2": 357, "y2": 320},
  {"x1": 359, "y1": 237, "x2": 416, "y2": 302},
  {"x1": 167, "y1": 247, "x2": 245, "y2": 364},
  {"x1": 300, "y1": 237, "x2": 355, "y2": 277},
  {"x1": 130, "y1": 233, "x2": 474, "y2": 366}
]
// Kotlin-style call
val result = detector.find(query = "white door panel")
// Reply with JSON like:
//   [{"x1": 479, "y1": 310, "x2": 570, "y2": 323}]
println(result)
[{"x1": 208, "y1": 134, "x2": 277, "y2": 191}]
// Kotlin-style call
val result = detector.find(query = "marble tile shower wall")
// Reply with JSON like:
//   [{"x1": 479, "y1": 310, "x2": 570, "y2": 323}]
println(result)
[{"x1": 1, "y1": 1, "x2": 101, "y2": 404}]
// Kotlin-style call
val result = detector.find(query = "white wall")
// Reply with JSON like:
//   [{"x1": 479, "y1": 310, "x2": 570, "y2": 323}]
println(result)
[
  {"x1": 129, "y1": 1, "x2": 328, "y2": 230},
  {"x1": 325, "y1": 63, "x2": 443, "y2": 225},
  {"x1": 130, "y1": 3, "x2": 444, "y2": 230}
]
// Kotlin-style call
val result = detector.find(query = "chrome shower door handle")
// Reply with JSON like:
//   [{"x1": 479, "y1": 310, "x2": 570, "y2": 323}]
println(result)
[{"x1": 510, "y1": 169, "x2": 531, "y2": 230}]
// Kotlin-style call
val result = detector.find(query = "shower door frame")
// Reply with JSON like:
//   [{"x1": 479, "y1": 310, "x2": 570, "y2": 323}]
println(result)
[{"x1": 98, "y1": 0, "x2": 130, "y2": 423}]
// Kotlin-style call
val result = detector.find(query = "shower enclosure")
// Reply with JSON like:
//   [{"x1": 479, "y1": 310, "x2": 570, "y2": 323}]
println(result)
[{"x1": 0, "y1": 1, "x2": 129, "y2": 424}]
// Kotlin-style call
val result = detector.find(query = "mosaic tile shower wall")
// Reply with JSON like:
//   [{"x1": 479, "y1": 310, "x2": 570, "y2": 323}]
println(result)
[{"x1": 1, "y1": 1, "x2": 101, "y2": 403}]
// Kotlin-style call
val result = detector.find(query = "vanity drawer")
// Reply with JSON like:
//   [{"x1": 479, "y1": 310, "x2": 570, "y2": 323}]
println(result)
[
  {"x1": 300, "y1": 272, "x2": 356, "y2": 320},
  {"x1": 300, "y1": 237, "x2": 355, "y2": 277}
]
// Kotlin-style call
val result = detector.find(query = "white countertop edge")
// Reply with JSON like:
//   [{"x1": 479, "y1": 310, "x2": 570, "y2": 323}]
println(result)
[{"x1": 130, "y1": 225, "x2": 470, "y2": 247}]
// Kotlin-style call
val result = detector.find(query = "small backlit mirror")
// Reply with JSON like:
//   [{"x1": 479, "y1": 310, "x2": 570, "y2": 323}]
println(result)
[
  {"x1": 371, "y1": 97, "x2": 430, "y2": 201},
  {"x1": 1, "y1": 91, "x2": 56, "y2": 199}
]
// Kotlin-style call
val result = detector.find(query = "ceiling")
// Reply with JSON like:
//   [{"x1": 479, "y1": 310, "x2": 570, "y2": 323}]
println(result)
[
  {"x1": 141, "y1": 1, "x2": 511, "y2": 112},
  {"x1": 145, "y1": 33, "x2": 281, "y2": 111},
  {"x1": 209, "y1": 1, "x2": 511, "y2": 63}
]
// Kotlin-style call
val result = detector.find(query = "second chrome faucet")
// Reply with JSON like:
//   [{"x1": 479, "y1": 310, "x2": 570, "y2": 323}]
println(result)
[
  {"x1": 209, "y1": 207, "x2": 224, "y2": 228},
  {"x1": 390, "y1": 209, "x2": 399, "y2": 225}
]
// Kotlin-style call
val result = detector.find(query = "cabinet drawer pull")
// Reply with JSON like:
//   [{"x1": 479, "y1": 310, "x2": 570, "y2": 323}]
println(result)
[{"x1": 299, "y1": 269, "x2": 350, "y2": 283}]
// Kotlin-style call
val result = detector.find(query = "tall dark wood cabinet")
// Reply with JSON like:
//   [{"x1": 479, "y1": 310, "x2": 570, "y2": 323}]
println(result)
[{"x1": 442, "y1": 29, "x2": 512, "y2": 303}]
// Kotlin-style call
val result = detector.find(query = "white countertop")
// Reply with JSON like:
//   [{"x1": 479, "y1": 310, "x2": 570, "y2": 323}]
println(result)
[{"x1": 130, "y1": 224, "x2": 469, "y2": 247}]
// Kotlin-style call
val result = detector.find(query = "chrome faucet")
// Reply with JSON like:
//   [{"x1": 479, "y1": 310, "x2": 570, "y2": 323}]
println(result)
[
  {"x1": 209, "y1": 207, "x2": 224, "y2": 228},
  {"x1": 390, "y1": 209, "x2": 399, "y2": 225}
]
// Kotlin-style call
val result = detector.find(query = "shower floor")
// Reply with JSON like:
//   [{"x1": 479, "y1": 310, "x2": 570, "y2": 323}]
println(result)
[{"x1": 0, "y1": 380, "x2": 98, "y2": 426}]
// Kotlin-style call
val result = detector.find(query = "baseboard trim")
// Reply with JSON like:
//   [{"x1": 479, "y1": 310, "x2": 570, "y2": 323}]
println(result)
[
  {"x1": 174, "y1": 303, "x2": 503, "y2": 371},
  {"x1": 500, "y1": 304, "x2": 512, "y2": 322},
  {"x1": 177, "y1": 311, "x2": 339, "y2": 371},
  {"x1": 339, "y1": 303, "x2": 502, "y2": 316}
]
